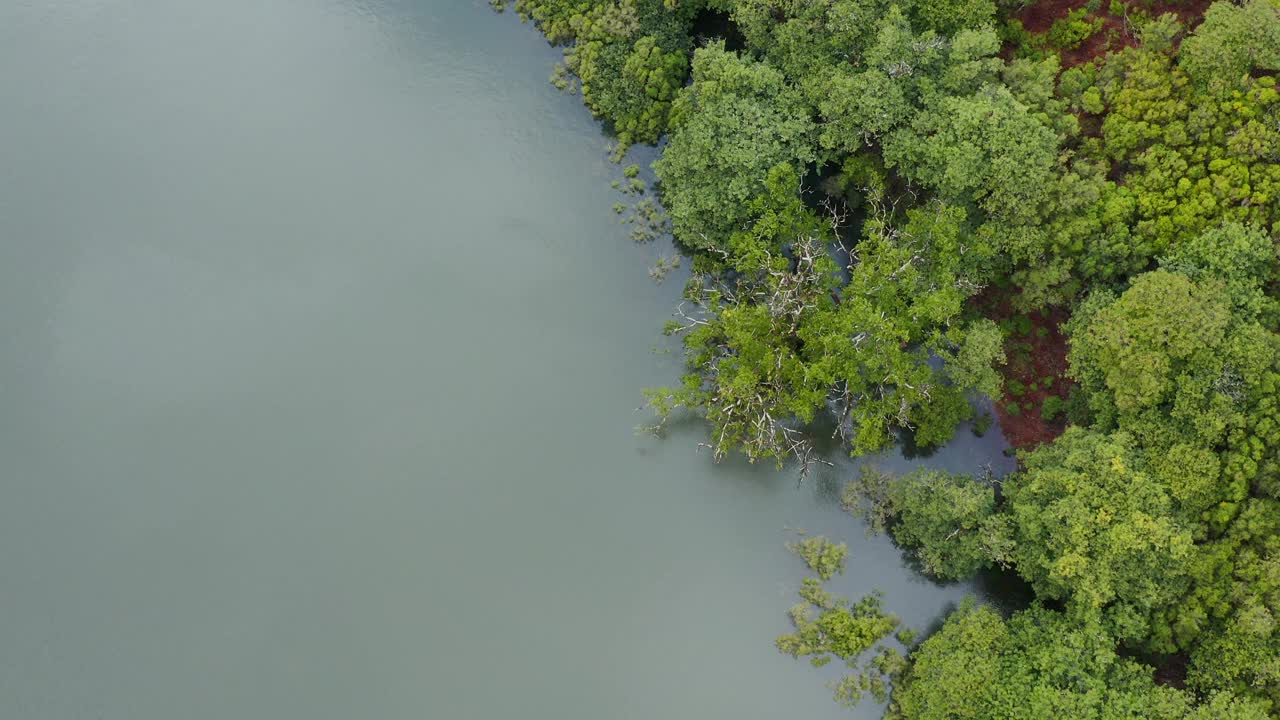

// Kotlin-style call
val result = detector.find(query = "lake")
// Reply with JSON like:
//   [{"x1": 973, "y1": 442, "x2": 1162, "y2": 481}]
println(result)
[{"x1": 0, "y1": 1, "x2": 1015, "y2": 717}]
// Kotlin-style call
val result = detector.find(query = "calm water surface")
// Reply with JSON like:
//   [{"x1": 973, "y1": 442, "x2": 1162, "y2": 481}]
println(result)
[{"x1": 0, "y1": 1, "x2": 1015, "y2": 717}]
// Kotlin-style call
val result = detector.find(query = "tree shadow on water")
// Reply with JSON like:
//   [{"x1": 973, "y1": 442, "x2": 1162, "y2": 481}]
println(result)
[{"x1": 897, "y1": 426, "x2": 942, "y2": 461}]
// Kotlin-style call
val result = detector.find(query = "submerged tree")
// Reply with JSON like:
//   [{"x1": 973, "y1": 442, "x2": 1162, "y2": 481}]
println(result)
[
  {"x1": 787, "y1": 536, "x2": 848, "y2": 581},
  {"x1": 777, "y1": 536, "x2": 902, "y2": 708}
]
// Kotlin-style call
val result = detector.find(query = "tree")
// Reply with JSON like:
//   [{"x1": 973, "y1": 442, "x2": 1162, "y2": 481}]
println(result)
[
  {"x1": 1176, "y1": 498, "x2": 1280, "y2": 706},
  {"x1": 1064, "y1": 257, "x2": 1280, "y2": 539},
  {"x1": 945, "y1": 319, "x2": 1005, "y2": 400},
  {"x1": 1160, "y1": 222, "x2": 1279, "y2": 321},
  {"x1": 1002, "y1": 428, "x2": 1196, "y2": 640},
  {"x1": 731, "y1": 0, "x2": 887, "y2": 106},
  {"x1": 572, "y1": 33, "x2": 688, "y2": 146},
  {"x1": 845, "y1": 467, "x2": 1007, "y2": 580},
  {"x1": 1066, "y1": 269, "x2": 1275, "y2": 454},
  {"x1": 646, "y1": 168, "x2": 1006, "y2": 464},
  {"x1": 883, "y1": 84, "x2": 1060, "y2": 228},
  {"x1": 910, "y1": 0, "x2": 994, "y2": 35},
  {"x1": 508, "y1": 0, "x2": 696, "y2": 149},
  {"x1": 887, "y1": 602, "x2": 1211, "y2": 720},
  {"x1": 777, "y1": 589, "x2": 900, "y2": 667},
  {"x1": 777, "y1": 545, "x2": 899, "y2": 674},
  {"x1": 644, "y1": 163, "x2": 838, "y2": 467},
  {"x1": 654, "y1": 43, "x2": 816, "y2": 250},
  {"x1": 1179, "y1": 0, "x2": 1280, "y2": 95},
  {"x1": 819, "y1": 69, "x2": 913, "y2": 154},
  {"x1": 816, "y1": 11, "x2": 1007, "y2": 157},
  {"x1": 886, "y1": 600, "x2": 1007, "y2": 719}
]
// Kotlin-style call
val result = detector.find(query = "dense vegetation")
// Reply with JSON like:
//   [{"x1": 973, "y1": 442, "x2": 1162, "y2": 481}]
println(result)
[{"x1": 495, "y1": 0, "x2": 1280, "y2": 716}]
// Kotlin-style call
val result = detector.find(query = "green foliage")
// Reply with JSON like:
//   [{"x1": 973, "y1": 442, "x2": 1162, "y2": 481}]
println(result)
[
  {"x1": 777, "y1": 585, "x2": 900, "y2": 668},
  {"x1": 1061, "y1": 264, "x2": 1280, "y2": 552},
  {"x1": 846, "y1": 467, "x2": 1007, "y2": 580},
  {"x1": 888, "y1": 600, "x2": 1265, "y2": 719},
  {"x1": 777, "y1": 554, "x2": 902, "y2": 707},
  {"x1": 1040, "y1": 394, "x2": 1065, "y2": 422},
  {"x1": 1179, "y1": 0, "x2": 1280, "y2": 94},
  {"x1": 513, "y1": 0, "x2": 694, "y2": 149},
  {"x1": 911, "y1": 0, "x2": 996, "y2": 34},
  {"x1": 1044, "y1": 8, "x2": 1103, "y2": 51},
  {"x1": 888, "y1": 600, "x2": 1007, "y2": 719},
  {"x1": 1160, "y1": 222, "x2": 1280, "y2": 321},
  {"x1": 884, "y1": 84, "x2": 1060, "y2": 229},
  {"x1": 576, "y1": 34, "x2": 687, "y2": 146},
  {"x1": 1183, "y1": 694, "x2": 1273, "y2": 720},
  {"x1": 732, "y1": 0, "x2": 886, "y2": 106},
  {"x1": 647, "y1": 168, "x2": 1006, "y2": 463},
  {"x1": 644, "y1": 164, "x2": 835, "y2": 465},
  {"x1": 620, "y1": 194, "x2": 670, "y2": 242},
  {"x1": 946, "y1": 319, "x2": 1006, "y2": 399},
  {"x1": 975, "y1": 8, "x2": 1278, "y2": 302},
  {"x1": 819, "y1": 69, "x2": 914, "y2": 154},
  {"x1": 817, "y1": 10, "x2": 1007, "y2": 158},
  {"x1": 510, "y1": 0, "x2": 636, "y2": 45},
  {"x1": 1067, "y1": 269, "x2": 1276, "y2": 459},
  {"x1": 1087, "y1": 40, "x2": 1280, "y2": 271},
  {"x1": 1171, "y1": 499, "x2": 1280, "y2": 703},
  {"x1": 787, "y1": 536, "x2": 848, "y2": 581},
  {"x1": 999, "y1": 18, "x2": 1035, "y2": 58},
  {"x1": 1003, "y1": 428, "x2": 1196, "y2": 637},
  {"x1": 971, "y1": 411, "x2": 993, "y2": 437},
  {"x1": 654, "y1": 43, "x2": 816, "y2": 250}
]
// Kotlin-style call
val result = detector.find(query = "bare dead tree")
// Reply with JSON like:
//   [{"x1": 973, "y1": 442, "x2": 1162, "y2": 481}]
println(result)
[{"x1": 821, "y1": 195, "x2": 854, "y2": 260}]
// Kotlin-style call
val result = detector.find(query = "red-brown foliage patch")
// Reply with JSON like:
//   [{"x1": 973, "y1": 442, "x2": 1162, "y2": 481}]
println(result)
[
  {"x1": 1011, "y1": 0, "x2": 1214, "y2": 68},
  {"x1": 976, "y1": 292, "x2": 1074, "y2": 452}
]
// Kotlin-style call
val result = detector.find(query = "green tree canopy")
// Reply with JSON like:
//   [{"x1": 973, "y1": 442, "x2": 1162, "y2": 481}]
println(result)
[
  {"x1": 647, "y1": 167, "x2": 1006, "y2": 464},
  {"x1": 883, "y1": 84, "x2": 1060, "y2": 228},
  {"x1": 1067, "y1": 269, "x2": 1276, "y2": 453},
  {"x1": 1179, "y1": 0, "x2": 1280, "y2": 95},
  {"x1": 654, "y1": 42, "x2": 816, "y2": 250},
  {"x1": 1003, "y1": 428, "x2": 1196, "y2": 639}
]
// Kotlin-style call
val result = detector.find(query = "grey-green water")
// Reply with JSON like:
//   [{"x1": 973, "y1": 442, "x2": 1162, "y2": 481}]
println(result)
[{"x1": 0, "y1": 1, "x2": 1016, "y2": 717}]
